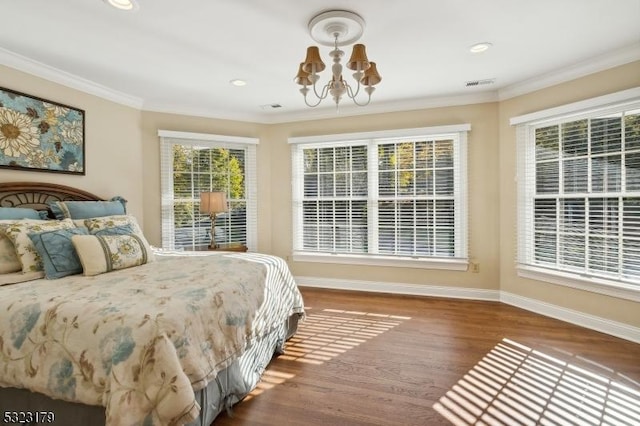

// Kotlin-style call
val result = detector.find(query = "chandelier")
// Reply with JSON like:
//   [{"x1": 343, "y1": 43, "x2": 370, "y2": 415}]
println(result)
[{"x1": 295, "y1": 10, "x2": 382, "y2": 109}]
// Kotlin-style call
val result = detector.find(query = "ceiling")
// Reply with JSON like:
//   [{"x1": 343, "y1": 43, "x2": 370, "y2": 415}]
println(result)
[{"x1": 1, "y1": 0, "x2": 639, "y2": 124}]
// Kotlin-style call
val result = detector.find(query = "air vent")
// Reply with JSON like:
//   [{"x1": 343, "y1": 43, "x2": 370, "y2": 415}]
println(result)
[
  {"x1": 465, "y1": 78, "x2": 495, "y2": 87},
  {"x1": 259, "y1": 103, "x2": 283, "y2": 110}
]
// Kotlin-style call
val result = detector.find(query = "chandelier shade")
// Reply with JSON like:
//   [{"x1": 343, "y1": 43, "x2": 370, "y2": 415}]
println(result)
[
  {"x1": 302, "y1": 46, "x2": 326, "y2": 74},
  {"x1": 361, "y1": 62, "x2": 382, "y2": 86},
  {"x1": 295, "y1": 63, "x2": 313, "y2": 86},
  {"x1": 346, "y1": 44, "x2": 370, "y2": 71},
  {"x1": 295, "y1": 10, "x2": 381, "y2": 110}
]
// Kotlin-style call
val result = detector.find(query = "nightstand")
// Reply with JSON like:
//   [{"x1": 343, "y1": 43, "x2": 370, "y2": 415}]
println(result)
[{"x1": 208, "y1": 243, "x2": 248, "y2": 252}]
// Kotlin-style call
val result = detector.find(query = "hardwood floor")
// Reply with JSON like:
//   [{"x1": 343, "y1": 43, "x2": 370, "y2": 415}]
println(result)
[{"x1": 214, "y1": 288, "x2": 640, "y2": 426}]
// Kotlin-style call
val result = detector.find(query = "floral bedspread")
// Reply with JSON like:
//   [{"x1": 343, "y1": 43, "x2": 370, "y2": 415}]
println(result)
[{"x1": 0, "y1": 251, "x2": 304, "y2": 425}]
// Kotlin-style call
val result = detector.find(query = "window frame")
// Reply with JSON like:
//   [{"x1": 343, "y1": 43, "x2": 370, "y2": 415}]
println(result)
[
  {"x1": 290, "y1": 124, "x2": 470, "y2": 270},
  {"x1": 512, "y1": 88, "x2": 640, "y2": 302},
  {"x1": 158, "y1": 130, "x2": 258, "y2": 251}
]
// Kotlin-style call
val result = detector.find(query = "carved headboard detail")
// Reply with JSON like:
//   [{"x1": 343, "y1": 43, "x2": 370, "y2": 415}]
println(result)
[{"x1": 0, "y1": 182, "x2": 104, "y2": 214}]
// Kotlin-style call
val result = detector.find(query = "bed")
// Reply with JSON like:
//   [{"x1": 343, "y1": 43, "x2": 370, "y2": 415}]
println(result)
[{"x1": 0, "y1": 182, "x2": 305, "y2": 425}]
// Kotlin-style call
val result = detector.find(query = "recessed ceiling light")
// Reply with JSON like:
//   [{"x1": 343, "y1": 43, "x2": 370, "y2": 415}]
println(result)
[
  {"x1": 230, "y1": 79, "x2": 247, "y2": 87},
  {"x1": 469, "y1": 42, "x2": 492, "y2": 53},
  {"x1": 103, "y1": 0, "x2": 139, "y2": 11}
]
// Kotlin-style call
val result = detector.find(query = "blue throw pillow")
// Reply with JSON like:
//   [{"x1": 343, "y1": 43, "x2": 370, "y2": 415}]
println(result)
[
  {"x1": 92, "y1": 224, "x2": 135, "y2": 236},
  {"x1": 0, "y1": 207, "x2": 48, "y2": 220},
  {"x1": 28, "y1": 227, "x2": 89, "y2": 279},
  {"x1": 49, "y1": 196, "x2": 127, "y2": 220}
]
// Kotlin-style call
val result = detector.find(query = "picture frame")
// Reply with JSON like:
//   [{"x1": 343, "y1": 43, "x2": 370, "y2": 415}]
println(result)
[{"x1": 0, "y1": 86, "x2": 85, "y2": 175}]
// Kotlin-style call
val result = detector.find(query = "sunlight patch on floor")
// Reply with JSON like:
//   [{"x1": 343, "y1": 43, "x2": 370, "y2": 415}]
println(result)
[
  {"x1": 244, "y1": 369, "x2": 296, "y2": 401},
  {"x1": 245, "y1": 307, "x2": 410, "y2": 401},
  {"x1": 278, "y1": 307, "x2": 408, "y2": 365},
  {"x1": 433, "y1": 338, "x2": 640, "y2": 426}
]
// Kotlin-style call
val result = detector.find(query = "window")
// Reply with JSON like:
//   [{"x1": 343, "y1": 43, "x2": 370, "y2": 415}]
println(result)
[
  {"x1": 290, "y1": 125, "x2": 469, "y2": 269},
  {"x1": 513, "y1": 88, "x2": 640, "y2": 299},
  {"x1": 159, "y1": 130, "x2": 258, "y2": 251}
]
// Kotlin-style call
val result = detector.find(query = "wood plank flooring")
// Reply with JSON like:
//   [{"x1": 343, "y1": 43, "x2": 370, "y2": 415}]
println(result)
[{"x1": 213, "y1": 288, "x2": 640, "y2": 426}]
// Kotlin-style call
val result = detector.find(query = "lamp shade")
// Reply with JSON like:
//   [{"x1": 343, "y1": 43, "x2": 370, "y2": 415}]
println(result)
[
  {"x1": 346, "y1": 44, "x2": 370, "y2": 71},
  {"x1": 199, "y1": 192, "x2": 227, "y2": 214},
  {"x1": 302, "y1": 46, "x2": 326, "y2": 73},
  {"x1": 295, "y1": 62, "x2": 313, "y2": 86},
  {"x1": 361, "y1": 61, "x2": 381, "y2": 86}
]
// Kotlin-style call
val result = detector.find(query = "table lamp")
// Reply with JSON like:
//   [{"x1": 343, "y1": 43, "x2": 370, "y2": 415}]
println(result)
[{"x1": 199, "y1": 191, "x2": 228, "y2": 248}]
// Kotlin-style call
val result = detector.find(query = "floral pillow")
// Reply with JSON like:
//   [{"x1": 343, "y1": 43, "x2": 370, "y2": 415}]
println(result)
[
  {"x1": 0, "y1": 234, "x2": 21, "y2": 274},
  {"x1": 78, "y1": 215, "x2": 154, "y2": 262},
  {"x1": 71, "y1": 234, "x2": 151, "y2": 276},
  {"x1": 0, "y1": 219, "x2": 76, "y2": 273},
  {"x1": 79, "y1": 214, "x2": 141, "y2": 235}
]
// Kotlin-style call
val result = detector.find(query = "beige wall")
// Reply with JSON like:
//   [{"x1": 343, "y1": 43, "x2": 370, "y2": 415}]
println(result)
[
  {"x1": 498, "y1": 61, "x2": 640, "y2": 327},
  {"x1": 0, "y1": 65, "x2": 144, "y2": 221},
  {"x1": 268, "y1": 104, "x2": 501, "y2": 290}
]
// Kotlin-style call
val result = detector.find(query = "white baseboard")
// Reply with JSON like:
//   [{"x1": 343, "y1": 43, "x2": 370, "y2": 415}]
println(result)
[
  {"x1": 296, "y1": 276, "x2": 500, "y2": 301},
  {"x1": 295, "y1": 276, "x2": 640, "y2": 344},
  {"x1": 500, "y1": 292, "x2": 640, "y2": 344}
]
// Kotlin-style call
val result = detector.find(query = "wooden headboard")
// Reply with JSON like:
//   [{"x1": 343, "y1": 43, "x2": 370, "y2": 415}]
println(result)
[{"x1": 0, "y1": 182, "x2": 104, "y2": 215}]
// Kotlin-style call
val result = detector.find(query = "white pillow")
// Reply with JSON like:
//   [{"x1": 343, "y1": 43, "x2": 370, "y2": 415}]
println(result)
[{"x1": 72, "y1": 234, "x2": 152, "y2": 276}]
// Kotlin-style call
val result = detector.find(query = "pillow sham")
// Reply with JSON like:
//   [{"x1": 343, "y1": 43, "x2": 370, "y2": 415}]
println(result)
[
  {"x1": 0, "y1": 271, "x2": 45, "y2": 286},
  {"x1": 0, "y1": 219, "x2": 41, "y2": 274},
  {"x1": 0, "y1": 233, "x2": 21, "y2": 274},
  {"x1": 29, "y1": 227, "x2": 89, "y2": 279},
  {"x1": 0, "y1": 207, "x2": 48, "y2": 220},
  {"x1": 49, "y1": 196, "x2": 127, "y2": 220},
  {"x1": 0, "y1": 219, "x2": 76, "y2": 273},
  {"x1": 79, "y1": 214, "x2": 142, "y2": 235},
  {"x1": 79, "y1": 215, "x2": 154, "y2": 263},
  {"x1": 72, "y1": 234, "x2": 151, "y2": 276},
  {"x1": 93, "y1": 224, "x2": 135, "y2": 236}
]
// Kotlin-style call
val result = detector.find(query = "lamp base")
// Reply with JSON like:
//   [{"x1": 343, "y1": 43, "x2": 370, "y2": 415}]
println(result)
[{"x1": 209, "y1": 212, "x2": 217, "y2": 249}]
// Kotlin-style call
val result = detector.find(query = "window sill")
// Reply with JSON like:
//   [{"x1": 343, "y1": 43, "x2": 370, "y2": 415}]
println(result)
[
  {"x1": 293, "y1": 252, "x2": 468, "y2": 271},
  {"x1": 517, "y1": 265, "x2": 640, "y2": 303}
]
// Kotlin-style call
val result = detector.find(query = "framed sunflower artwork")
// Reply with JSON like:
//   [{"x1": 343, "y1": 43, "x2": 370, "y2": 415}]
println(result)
[{"x1": 0, "y1": 87, "x2": 85, "y2": 175}]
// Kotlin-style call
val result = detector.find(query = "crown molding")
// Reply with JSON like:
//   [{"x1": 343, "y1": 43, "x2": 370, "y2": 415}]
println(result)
[
  {"x1": 2, "y1": 43, "x2": 637, "y2": 123},
  {"x1": 142, "y1": 101, "x2": 269, "y2": 124},
  {"x1": 0, "y1": 47, "x2": 144, "y2": 109},
  {"x1": 263, "y1": 92, "x2": 500, "y2": 124},
  {"x1": 498, "y1": 43, "x2": 640, "y2": 101},
  {"x1": 145, "y1": 91, "x2": 499, "y2": 124}
]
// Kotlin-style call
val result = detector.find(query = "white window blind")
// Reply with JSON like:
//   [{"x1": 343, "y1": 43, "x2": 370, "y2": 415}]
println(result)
[
  {"x1": 291, "y1": 125, "x2": 469, "y2": 268},
  {"x1": 159, "y1": 130, "x2": 258, "y2": 251},
  {"x1": 515, "y1": 94, "x2": 640, "y2": 293}
]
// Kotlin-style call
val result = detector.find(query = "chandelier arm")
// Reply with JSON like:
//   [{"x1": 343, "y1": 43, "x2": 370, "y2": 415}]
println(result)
[
  {"x1": 350, "y1": 93, "x2": 372, "y2": 107},
  {"x1": 345, "y1": 82, "x2": 371, "y2": 107},
  {"x1": 345, "y1": 80, "x2": 362, "y2": 100},
  {"x1": 311, "y1": 79, "x2": 330, "y2": 100},
  {"x1": 304, "y1": 83, "x2": 331, "y2": 107}
]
